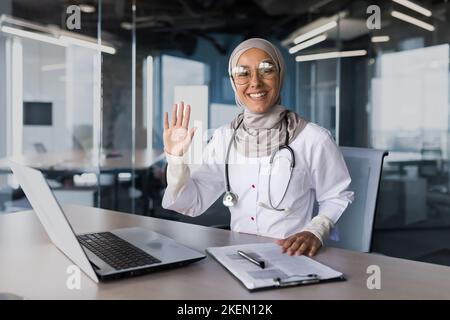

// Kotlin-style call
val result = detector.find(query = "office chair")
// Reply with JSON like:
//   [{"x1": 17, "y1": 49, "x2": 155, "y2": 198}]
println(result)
[{"x1": 325, "y1": 147, "x2": 388, "y2": 253}]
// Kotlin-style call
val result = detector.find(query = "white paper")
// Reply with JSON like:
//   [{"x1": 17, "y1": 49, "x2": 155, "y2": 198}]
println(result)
[{"x1": 207, "y1": 243, "x2": 343, "y2": 290}]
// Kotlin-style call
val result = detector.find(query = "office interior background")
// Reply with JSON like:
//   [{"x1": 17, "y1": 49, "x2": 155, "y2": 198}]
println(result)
[{"x1": 0, "y1": 0, "x2": 449, "y2": 266}]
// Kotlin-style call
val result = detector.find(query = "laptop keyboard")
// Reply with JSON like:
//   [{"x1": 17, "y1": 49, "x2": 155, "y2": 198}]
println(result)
[{"x1": 77, "y1": 232, "x2": 161, "y2": 270}]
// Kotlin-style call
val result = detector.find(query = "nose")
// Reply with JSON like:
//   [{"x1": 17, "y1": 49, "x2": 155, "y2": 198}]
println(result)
[{"x1": 249, "y1": 70, "x2": 262, "y2": 87}]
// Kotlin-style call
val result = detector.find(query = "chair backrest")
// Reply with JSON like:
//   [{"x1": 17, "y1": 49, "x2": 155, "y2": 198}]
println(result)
[{"x1": 325, "y1": 146, "x2": 388, "y2": 252}]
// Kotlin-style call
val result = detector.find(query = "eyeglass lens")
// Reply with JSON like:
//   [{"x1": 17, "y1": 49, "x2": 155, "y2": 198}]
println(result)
[{"x1": 232, "y1": 61, "x2": 276, "y2": 85}]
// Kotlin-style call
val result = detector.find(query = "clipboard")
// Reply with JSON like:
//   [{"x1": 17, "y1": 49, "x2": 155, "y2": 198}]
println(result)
[{"x1": 207, "y1": 242, "x2": 345, "y2": 291}]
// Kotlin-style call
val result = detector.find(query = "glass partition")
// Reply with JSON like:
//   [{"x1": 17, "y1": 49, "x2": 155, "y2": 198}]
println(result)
[
  {"x1": 366, "y1": 6, "x2": 450, "y2": 265},
  {"x1": 0, "y1": 1, "x2": 104, "y2": 213},
  {"x1": 2, "y1": 0, "x2": 450, "y2": 268},
  {"x1": 294, "y1": 1, "x2": 450, "y2": 266}
]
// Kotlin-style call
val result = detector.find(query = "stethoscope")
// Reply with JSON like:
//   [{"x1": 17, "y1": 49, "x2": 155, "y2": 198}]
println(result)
[{"x1": 222, "y1": 113, "x2": 295, "y2": 212}]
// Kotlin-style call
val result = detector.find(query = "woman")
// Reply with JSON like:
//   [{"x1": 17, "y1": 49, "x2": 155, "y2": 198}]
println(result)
[{"x1": 162, "y1": 38, "x2": 354, "y2": 257}]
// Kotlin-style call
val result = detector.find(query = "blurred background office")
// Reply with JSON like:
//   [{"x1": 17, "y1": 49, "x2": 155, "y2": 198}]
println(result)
[{"x1": 1, "y1": 0, "x2": 450, "y2": 267}]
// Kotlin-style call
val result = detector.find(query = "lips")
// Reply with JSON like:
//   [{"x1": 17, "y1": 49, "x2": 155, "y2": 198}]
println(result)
[{"x1": 247, "y1": 91, "x2": 268, "y2": 99}]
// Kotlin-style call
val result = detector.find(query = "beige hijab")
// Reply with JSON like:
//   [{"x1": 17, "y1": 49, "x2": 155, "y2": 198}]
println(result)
[{"x1": 228, "y1": 38, "x2": 307, "y2": 157}]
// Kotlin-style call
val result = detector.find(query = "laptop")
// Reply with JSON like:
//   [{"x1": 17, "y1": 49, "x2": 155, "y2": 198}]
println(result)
[{"x1": 9, "y1": 161, "x2": 206, "y2": 283}]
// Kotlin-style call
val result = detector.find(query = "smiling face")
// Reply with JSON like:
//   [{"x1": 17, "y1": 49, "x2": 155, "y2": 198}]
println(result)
[{"x1": 233, "y1": 48, "x2": 280, "y2": 113}]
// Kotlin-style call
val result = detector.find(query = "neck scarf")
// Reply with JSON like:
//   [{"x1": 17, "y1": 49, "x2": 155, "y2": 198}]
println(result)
[{"x1": 228, "y1": 38, "x2": 308, "y2": 157}]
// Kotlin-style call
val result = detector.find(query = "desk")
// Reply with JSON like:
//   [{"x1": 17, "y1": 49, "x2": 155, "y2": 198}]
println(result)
[
  {"x1": 1, "y1": 205, "x2": 450, "y2": 299},
  {"x1": 0, "y1": 149, "x2": 164, "y2": 172},
  {"x1": 0, "y1": 149, "x2": 165, "y2": 213},
  {"x1": 386, "y1": 151, "x2": 443, "y2": 176}
]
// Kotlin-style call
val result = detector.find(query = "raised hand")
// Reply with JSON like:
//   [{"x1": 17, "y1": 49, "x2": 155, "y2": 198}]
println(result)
[{"x1": 163, "y1": 102, "x2": 196, "y2": 157}]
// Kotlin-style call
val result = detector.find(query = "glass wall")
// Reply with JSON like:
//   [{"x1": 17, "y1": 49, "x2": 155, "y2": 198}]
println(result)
[
  {"x1": 294, "y1": 1, "x2": 450, "y2": 266},
  {"x1": 0, "y1": 1, "x2": 102, "y2": 212},
  {"x1": 0, "y1": 0, "x2": 140, "y2": 215},
  {"x1": 366, "y1": 5, "x2": 450, "y2": 266},
  {"x1": 2, "y1": 0, "x2": 449, "y2": 267}
]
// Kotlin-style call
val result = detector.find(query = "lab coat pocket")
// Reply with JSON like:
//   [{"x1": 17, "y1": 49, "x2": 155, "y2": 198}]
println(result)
[{"x1": 266, "y1": 166, "x2": 308, "y2": 211}]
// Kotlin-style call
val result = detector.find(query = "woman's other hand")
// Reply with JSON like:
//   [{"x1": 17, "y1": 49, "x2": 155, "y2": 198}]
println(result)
[
  {"x1": 276, "y1": 231, "x2": 322, "y2": 257},
  {"x1": 163, "y1": 102, "x2": 196, "y2": 156}
]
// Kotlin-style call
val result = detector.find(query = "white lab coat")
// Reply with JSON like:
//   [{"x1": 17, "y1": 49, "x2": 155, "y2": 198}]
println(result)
[{"x1": 162, "y1": 122, "x2": 354, "y2": 239}]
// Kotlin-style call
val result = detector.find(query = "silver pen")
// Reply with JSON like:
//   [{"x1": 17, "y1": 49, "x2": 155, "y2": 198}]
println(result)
[{"x1": 237, "y1": 250, "x2": 265, "y2": 269}]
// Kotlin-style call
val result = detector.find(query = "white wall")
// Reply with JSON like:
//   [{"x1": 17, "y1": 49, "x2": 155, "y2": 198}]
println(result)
[
  {"x1": 20, "y1": 41, "x2": 96, "y2": 153},
  {"x1": 371, "y1": 44, "x2": 449, "y2": 155},
  {"x1": 66, "y1": 46, "x2": 95, "y2": 150},
  {"x1": 174, "y1": 85, "x2": 208, "y2": 165},
  {"x1": 22, "y1": 39, "x2": 68, "y2": 153}
]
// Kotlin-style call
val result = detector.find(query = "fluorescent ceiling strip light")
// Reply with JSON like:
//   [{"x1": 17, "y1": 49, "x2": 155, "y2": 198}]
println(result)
[
  {"x1": 289, "y1": 34, "x2": 327, "y2": 54},
  {"x1": 392, "y1": 0, "x2": 432, "y2": 17},
  {"x1": 371, "y1": 35, "x2": 390, "y2": 43},
  {"x1": 0, "y1": 14, "x2": 52, "y2": 34},
  {"x1": 391, "y1": 10, "x2": 435, "y2": 31},
  {"x1": 59, "y1": 35, "x2": 116, "y2": 54},
  {"x1": 1, "y1": 26, "x2": 66, "y2": 47},
  {"x1": 295, "y1": 50, "x2": 367, "y2": 62},
  {"x1": 293, "y1": 21, "x2": 337, "y2": 44},
  {"x1": 79, "y1": 4, "x2": 96, "y2": 13},
  {"x1": 0, "y1": 17, "x2": 116, "y2": 55}
]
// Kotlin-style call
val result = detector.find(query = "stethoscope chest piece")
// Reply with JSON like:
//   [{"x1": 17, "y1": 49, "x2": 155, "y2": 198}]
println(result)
[{"x1": 222, "y1": 191, "x2": 238, "y2": 207}]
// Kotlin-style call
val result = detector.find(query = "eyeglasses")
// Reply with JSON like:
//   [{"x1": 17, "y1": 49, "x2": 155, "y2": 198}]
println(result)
[{"x1": 231, "y1": 61, "x2": 277, "y2": 85}]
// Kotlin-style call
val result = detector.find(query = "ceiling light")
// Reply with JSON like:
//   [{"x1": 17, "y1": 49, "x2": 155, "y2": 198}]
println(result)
[
  {"x1": 371, "y1": 35, "x2": 390, "y2": 43},
  {"x1": 391, "y1": 10, "x2": 435, "y2": 31},
  {"x1": 289, "y1": 35, "x2": 327, "y2": 54},
  {"x1": 121, "y1": 22, "x2": 133, "y2": 30},
  {"x1": 293, "y1": 21, "x2": 337, "y2": 45},
  {"x1": 60, "y1": 35, "x2": 116, "y2": 54},
  {"x1": 0, "y1": 26, "x2": 66, "y2": 47},
  {"x1": 295, "y1": 50, "x2": 367, "y2": 62},
  {"x1": 281, "y1": 11, "x2": 347, "y2": 46},
  {"x1": 0, "y1": 15, "x2": 116, "y2": 54},
  {"x1": 79, "y1": 4, "x2": 96, "y2": 14},
  {"x1": 392, "y1": 0, "x2": 432, "y2": 17}
]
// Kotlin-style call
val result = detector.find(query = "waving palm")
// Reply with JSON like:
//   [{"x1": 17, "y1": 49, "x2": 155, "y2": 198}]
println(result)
[{"x1": 163, "y1": 102, "x2": 196, "y2": 156}]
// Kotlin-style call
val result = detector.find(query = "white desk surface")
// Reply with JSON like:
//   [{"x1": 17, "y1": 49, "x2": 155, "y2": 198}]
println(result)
[{"x1": 1, "y1": 205, "x2": 450, "y2": 299}]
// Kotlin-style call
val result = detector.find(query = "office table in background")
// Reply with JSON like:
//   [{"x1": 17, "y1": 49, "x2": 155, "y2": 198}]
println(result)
[
  {"x1": 0, "y1": 149, "x2": 165, "y2": 213},
  {"x1": 0, "y1": 149, "x2": 164, "y2": 172},
  {"x1": 1, "y1": 205, "x2": 450, "y2": 299}
]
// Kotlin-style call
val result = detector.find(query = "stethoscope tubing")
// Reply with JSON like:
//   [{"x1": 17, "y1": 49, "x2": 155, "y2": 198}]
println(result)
[{"x1": 224, "y1": 113, "x2": 295, "y2": 211}]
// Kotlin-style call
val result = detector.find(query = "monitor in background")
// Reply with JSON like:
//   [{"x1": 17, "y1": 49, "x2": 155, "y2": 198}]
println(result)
[{"x1": 23, "y1": 102, "x2": 52, "y2": 126}]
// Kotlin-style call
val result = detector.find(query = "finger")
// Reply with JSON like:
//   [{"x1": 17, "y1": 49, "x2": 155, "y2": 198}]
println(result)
[
  {"x1": 296, "y1": 241, "x2": 309, "y2": 256},
  {"x1": 308, "y1": 244, "x2": 319, "y2": 257},
  {"x1": 182, "y1": 104, "x2": 191, "y2": 128},
  {"x1": 171, "y1": 104, "x2": 177, "y2": 126},
  {"x1": 275, "y1": 239, "x2": 285, "y2": 246},
  {"x1": 176, "y1": 102, "x2": 184, "y2": 127},
  {"x1": 282, "y1": 236, "x2": 299, "y2": 252},
  {"x1": 163, "y1": 112, "x2": 169, "y2": 130},
  {"x1": 283, "y1": 234, "x2": 304, "y2": 250},
  {"x1": 287, "y1": 238, "x2": 304, "y2": 255}
]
